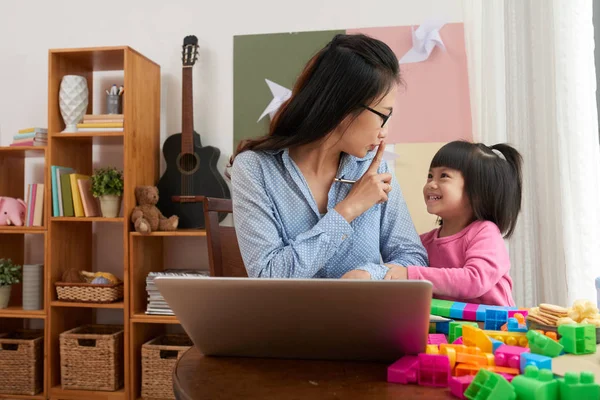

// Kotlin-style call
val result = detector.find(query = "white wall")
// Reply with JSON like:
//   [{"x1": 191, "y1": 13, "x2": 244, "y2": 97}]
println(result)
[{"x1": 0, "y1": 0, "x2": 464, "y2": 307}]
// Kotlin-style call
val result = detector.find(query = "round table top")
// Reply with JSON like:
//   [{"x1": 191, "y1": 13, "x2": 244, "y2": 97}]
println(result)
[{"x1": 173, "y1": 347, "x2": 454, "y2": 399}]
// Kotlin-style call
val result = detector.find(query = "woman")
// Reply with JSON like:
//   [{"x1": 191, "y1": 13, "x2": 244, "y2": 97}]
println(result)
[{"x1": 229, "y1": 33, "x2": 428, "y2": 279}]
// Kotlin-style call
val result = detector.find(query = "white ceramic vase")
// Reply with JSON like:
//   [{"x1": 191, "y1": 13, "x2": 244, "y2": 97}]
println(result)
[
  {"x1": 99, "y1": 195, "x2": 122, "y2": 218},
  {"x1": 59, "y1": 75, "x2": 89, "y2": 133},
  {"x1": 0, "y1": 285, "x2": 11, "y2": 309}
]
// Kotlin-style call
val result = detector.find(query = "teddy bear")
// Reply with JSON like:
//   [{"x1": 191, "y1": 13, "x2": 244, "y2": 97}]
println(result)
[
  {"x1": 0, "y1": 196, "x2": 27, "y2": 226},
  {"x1": 130, "y1": 186, "x2": 179, "y2": 234}
]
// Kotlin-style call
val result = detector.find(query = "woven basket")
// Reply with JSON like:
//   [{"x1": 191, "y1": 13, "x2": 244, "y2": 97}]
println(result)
[
  {"x1": 0, "y1": 329, "x2": 44, "y2": 395},
  {"x1": 55, "y1": 281, "x2": 123, "y2": 303},
  {"x1": 141, "y1": 334, "x2": 193, "y2": 399},
  {"x1": 60, "y1": 324, "x2": 124, "y2": 391}
]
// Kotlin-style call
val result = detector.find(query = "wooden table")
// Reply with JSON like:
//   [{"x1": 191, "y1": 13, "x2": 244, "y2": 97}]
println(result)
[{"x1": 173, "y1": 347, "x2": 454, "y2": 399}]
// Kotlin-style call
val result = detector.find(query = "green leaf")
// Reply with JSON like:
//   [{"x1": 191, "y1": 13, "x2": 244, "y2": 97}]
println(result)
[
  {"x1": 90, "y1": 166, "x2": 124, "y2": 198},
  {"x1": 0, "y1": 258, "x2": 23, "y2": 286}
]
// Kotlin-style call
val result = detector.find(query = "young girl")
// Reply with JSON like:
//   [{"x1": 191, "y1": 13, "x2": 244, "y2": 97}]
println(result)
[{"x1": 385, "y1": 140, "x2": 522, "y2": 306}]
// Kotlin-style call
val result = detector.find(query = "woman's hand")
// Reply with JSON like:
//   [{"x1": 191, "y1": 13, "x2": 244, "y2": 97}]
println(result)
[
  {"x1": 341, "y1": 269, "x2": 371, "y2": 279},
  {"x1": 334, "y1": 142, "x2": 392, "y2": 223},
  {"x1": 384, "y1": 266, "x2": 408, "y2": 280}
]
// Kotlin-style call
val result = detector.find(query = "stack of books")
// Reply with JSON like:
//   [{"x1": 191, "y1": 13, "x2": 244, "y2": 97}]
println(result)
[
  {"x1": 145, "y1": 269, "x2": 209, "y2": 315},
  {"x1": 76, "y1": 114, "x2": 124, "y2": 132},
  {"x1": 24, "y1": 183, "x2": 44, "y2": 226},
  {"x1": 10, "y1": 127, "x2": 47, "y2": 146},
  {"x1": 50, "y1": 165, "x2": 100, "y2": 217}
]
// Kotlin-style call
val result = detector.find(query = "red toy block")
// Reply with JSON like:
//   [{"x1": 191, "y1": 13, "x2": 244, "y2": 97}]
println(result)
[
  {"x1": 387, "y1": 355, "x2": 419, "y2": 384},
  {"x1": 494, "y1": 344, "x2": 530, "y2": 369},
  {"x1": 450, "y1": 375, "x2": 474, "y2": 399},
  {"x1": 428, "y1": 333, "x2": 448, "y2": 345},
  {"x1": 418, "y1": 353, "x2": 451, "y2": 387}
]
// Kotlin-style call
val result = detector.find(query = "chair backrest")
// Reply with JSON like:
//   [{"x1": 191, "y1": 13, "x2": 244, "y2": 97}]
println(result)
[{"x1": 203, "y1": 197, "x2": 248, "y2": 277}]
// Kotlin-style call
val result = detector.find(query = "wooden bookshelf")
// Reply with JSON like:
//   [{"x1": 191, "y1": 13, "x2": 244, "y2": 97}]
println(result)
[{"x1": 43, "y1": 46, "x2": 160, "y2": 400}]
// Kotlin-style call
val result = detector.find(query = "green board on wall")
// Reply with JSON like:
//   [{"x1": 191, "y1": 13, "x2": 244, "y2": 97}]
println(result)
[{"x1": 233, "y1": 29, "x2": 344, "y2": 151}]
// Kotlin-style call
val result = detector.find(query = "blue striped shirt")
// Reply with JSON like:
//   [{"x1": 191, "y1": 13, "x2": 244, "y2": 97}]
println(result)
[{"x1": 230, "y1": 148, "x2": 428, "y2": 280}]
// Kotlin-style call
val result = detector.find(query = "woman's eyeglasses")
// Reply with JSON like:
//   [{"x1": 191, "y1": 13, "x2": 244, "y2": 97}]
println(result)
[{"x1": 362, "y1": 105, "x2": 392, "y2": 128}]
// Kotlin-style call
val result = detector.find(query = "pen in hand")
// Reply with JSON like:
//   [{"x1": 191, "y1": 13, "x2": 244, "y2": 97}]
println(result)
[{"x1": 333, "y1": 178, "x2": 356, "y2": 184}]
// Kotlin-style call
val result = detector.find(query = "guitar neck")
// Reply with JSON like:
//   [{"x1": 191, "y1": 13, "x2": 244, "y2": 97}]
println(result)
[{"x1": 181, "y1": 66, "x2": 196, "y2": 153}]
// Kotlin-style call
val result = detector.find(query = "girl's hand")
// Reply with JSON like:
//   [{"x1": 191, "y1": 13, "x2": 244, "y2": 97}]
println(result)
[
  {"x1": 334, "y1": 142, "x2": 392, "y2": 223},
  {"x1": 384, "y1": 266, "x2": 408, "y2": 280},
  {"x1": 341, "y1": 269, "x2": 371, "y2": 279}
]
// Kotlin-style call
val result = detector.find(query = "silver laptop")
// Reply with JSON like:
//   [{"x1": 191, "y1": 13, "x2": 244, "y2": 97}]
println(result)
[{"x1": 154, "y1": 277, "x2": 432, "y2": 362}]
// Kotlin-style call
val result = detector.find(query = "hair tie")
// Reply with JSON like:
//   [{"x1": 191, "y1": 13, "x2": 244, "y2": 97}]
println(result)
[{"x1": 492, "y1": 148, "x2": 506, "y2": 161}]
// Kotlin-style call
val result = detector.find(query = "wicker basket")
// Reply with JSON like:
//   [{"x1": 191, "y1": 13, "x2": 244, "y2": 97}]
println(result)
[
  {"x1": 0, "y1": 329, "x2": 44, "y2": 396},
  {"x1": 141, "y1": 334, "x2": 193, "y2": 399},
  {"x1": 60, "y1": 324, "x2": 124, "y2": 391},
  {"x1": 55, "y1": 281, "x2": 123, "y2": 303}
]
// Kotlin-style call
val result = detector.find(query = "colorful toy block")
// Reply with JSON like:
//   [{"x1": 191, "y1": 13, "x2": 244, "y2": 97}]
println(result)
[
  {"x1": 507, "y1": 317, "x2": 528, "y2": 333},
  {"x1": 387, "y1": 355, "x2": 419, "y2": 384},
  {"x1": 508, "y1": 309, "x2": 529, "y2": 319},
  {"x1": 557, "y1": 324, "x2": 597, "y2": 355},
  {"x1": 485, "y1": 307, "x2": 509, "y2": 330},
  {"x1": 558, "y1": 371, "x2": 600, "y2": 400},
  {"x1": 484, "y1": 330, "x2": 528, "y2": 347},
  {"x1": 417, "y1": 353, "x2": 451, "y2": 387},
  {"x1": 494, "y1": 344, "x2": 530, "y2": 369},
  {"x1": 450, "y1": 375, "x2": 474, "y2": 399},
  {"x1": 462, "y1": 325, "x2": 493, "y2": 353},
  {"x1": 431, "y1": 299, "x2": 454, "y2": 318},
  {"x1": 463, "y1": 303, "x2": 480, "y2": 321},
  {"x1": 453, "y1": 337, "x2": 464, "y2": 345},
  {"x1": 464, "y1": 369, "x2": 516, "y2": 400},
  {"x1": 426, "y1": 344, "x2": 440, "y2": 354},
  {"x1": 476, "y1": 305, "x2": 489, "y2": 321},
  {"x1": 520, "y1": 352, "x2": 552, "y2": 374},
  {"x1": 450, "y1": 302, "x2": 468, "y2": 319},
  {"x1": 490, "y1": 338, "x2": 504, "y2": 353},
  {"x1": 428, "y1": 333, "x2": 448, "y2": 345},
  {"x1": 450, "y1": 321, "x2": 479, "y2": 343},
  {"x1": 527, "y1": 330, "x2": 564, "y2": 357},
  {"x1": 512, "y1": 365, "x2": 558, "y2": 400}
]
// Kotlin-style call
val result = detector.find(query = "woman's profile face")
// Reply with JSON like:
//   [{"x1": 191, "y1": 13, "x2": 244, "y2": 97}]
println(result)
[{"x1": 336, "y1": 85, "x2": 397, "y2": 159}]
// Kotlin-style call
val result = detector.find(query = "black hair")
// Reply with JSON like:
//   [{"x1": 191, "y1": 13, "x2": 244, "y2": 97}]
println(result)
[
  {"x1": 229, "y1": 33, "x2": 401, "y2": 168},
  {"x1": 430, "y1": 140, "x2": 523, "y2": 238}
]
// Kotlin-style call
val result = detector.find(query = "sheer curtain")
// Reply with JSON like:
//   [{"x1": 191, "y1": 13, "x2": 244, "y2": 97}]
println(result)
[{"x1": 463, "y1": 0, "x2": 600, "y2": 307}]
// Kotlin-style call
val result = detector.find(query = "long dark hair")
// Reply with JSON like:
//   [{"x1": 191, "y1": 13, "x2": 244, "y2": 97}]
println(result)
[
  {"x1": 430, "y1": 140, "x2": 524, "y2": 238},
  {"x1": 228, "y1": 33, "x2": 401, "y2": 169}
]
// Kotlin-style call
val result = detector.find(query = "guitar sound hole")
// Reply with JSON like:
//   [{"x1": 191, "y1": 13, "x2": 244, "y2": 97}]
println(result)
[{"x1": 176, "y1": 152, "x2": 200, "y2": 175}]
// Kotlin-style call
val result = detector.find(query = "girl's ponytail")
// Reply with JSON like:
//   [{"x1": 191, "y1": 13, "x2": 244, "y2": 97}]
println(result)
[{"x1": 490, "y1": 143, "x2": 523, "y2": 238}]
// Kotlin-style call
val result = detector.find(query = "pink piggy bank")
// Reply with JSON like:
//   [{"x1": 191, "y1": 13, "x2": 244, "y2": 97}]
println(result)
[{"x1": 0, "y1": 197, "x2": 27, "y2": 226}]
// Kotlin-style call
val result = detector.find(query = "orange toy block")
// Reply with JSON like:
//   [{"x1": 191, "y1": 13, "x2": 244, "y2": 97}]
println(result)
[
  {"x1": 484, "y1": 330, "x2": 528, "y2": 347},
  {"x1": 462, "y1": 325, "x2": 493, "y2": 353},
  {"x1": 456, "y1": 352, "x2": 494, "y2": 367}
]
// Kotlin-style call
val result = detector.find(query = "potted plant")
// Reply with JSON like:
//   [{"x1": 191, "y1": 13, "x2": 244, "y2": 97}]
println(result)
[
  {"x1": 0, "y1": 258, "x2": 22, "y2": 309},
  {"x1": 91, "y1": 166, "x2": 124, "y2": 218}
]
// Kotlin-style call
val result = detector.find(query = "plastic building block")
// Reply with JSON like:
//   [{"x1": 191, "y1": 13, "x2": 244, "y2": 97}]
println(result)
[
  {"x1": 507, "y1": 317, "x2": 528, "y2": 333},
  {"x1": 484, "y1": 330, "x2": 528, "y2": 347},
  {"x1": 387, "y1": 355, "x2": 419, "y2": 384},
  {"x1": 508, "y1": 309, "x2": 529, "y2": 319},
  {"x1": 557, "y1": 324, "x2": 597, "y2": 355},
  {"x1": 485, "y1": 307, "x2": 509, "y2": 330},
  {"x1": 417, "y1": 353, "x2": 451, "y2": 387},
  {"x1": 476, "y1": 305, "x2": 489, "y2": 321},
  {"x1": 429, "y1": 322, "x2": 437, "y2": 333},
  {"x1": 426, "y1": 344, "x2": 440, "y2": 354},
  {"x1": 499, "y1": 372, "x2": 515, "y2": 382},
  {"x1": 527, "y1": 330, "x2": 564, "y2": 357},
  {"x1": 450, "y1": 321, "x2": 479, "y2": 343},
  {"x1": 428, "y1": 333, "x2": 448, "y2": 345},
  {"x1": 453, "y1": 337, "x2": 464, "y2": 345},
  {"x1": 450, "y1": 302, "x2": 468, "y2": 319},
  {"x1": 558, "y1": 371, "x2": 600, "y2": 400},
  {"x1": 462, "y1": 325, "x2": 493, "y2": 353},
  {"x1": 464, "y1": 369, "x2": 516, "y2": 400},
  {"x1": 520, "y1": 352, "x2": 552, "y2": 374},
  {"x1": 450, "y1": 375, "x2": 474, "y2": 399},
  {"x1": 456, "y1": 352, "x2": 494, "y2": 367},
  {"x1": 454, "y1": 364, "x2": 519, "y2": 378},
  {"x1": 490, "y1": 338, "x2": 503, "y2": 353},
  {"x1": 512, "y1": 365, "x2": 558, "y2": 400},
  {"x1": 463, "y1": 303, "x2": 480, "y2": 321},
  {"x1": 437, "y1": 321, "x2": 451, "y2": 335},
  {"x1": 494, "y1": 344, "x2": 530, "y2": 369},
  {"x1": 431, "y1": 299, "x2": 455, "y2": 318}
]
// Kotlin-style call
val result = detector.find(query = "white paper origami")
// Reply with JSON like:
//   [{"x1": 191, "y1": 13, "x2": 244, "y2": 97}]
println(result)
[
  {"x1": 398, "y1": 20, "x2": 447, "y2": 64},
  {"x1": 257, "y1": 79, "x2": 292, "y2": 122}
]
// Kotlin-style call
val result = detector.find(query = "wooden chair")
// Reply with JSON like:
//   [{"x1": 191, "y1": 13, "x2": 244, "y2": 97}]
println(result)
[{"x1": 203, "y1": 197, "x2": 248, "y2": 277}]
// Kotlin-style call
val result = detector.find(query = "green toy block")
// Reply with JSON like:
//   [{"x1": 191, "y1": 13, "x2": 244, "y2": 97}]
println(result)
[
  {"x1": 512, "y1": 365, "x2": 558, "y2": 400},
  {"x1": 527, "y1": 330, "x2": 564, "y2": 357},
  {"x1": 558, "y1": 371, "x2": 600, "y2": 400},
  {"x1": 431, "y1": 299, "x2": 454, "y2": 318},
  {"x1": 464, "y1": 369, "x2": 516, "y2": 400},
  {"x1": 557, "y1": 324, "x2": 597, "y2": 355},
  {"x1": 449, "y1": 321, "x2": 478, "y2": 343}
]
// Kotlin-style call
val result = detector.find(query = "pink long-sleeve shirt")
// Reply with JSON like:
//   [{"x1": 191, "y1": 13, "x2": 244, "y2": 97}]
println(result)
[{"x1": 407, "y1": 220, "x2": 515, "y2": 306}]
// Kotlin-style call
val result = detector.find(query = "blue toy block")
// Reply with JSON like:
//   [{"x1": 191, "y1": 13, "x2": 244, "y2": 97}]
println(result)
[
  {"x1": 520, "y1": 352, "x2": 552, "y2": 374},
  {"x1": 484, "y1": 307, "x2": 509, "y2": 330},
  {"x1": 507, "y1": 317, "x2": 528, "y2": 333},
  {"x1": 491, "y1": 338, "x2": 504, "y2": 353},
  {"x1": 450, "y1": 302, "x2": 467, "y2": 319},
  {"x1": 476, "y1": 305, "x2": 489, "y2": 321},
  {"x1": 437, "y1": 321, "x2": 451, "y2": 335}
]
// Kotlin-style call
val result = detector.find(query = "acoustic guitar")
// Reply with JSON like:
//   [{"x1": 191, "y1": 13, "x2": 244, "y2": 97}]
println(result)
[{"x1": 156, "y1": 35, "x2": 231, "y2": 229}]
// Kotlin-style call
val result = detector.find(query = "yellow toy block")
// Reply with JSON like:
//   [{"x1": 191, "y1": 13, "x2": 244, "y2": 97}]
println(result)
[
  {"x1": 484, "y1": 330, "x2": 528, "y2": 347},
  {"x1": 426, "y1": 344, "x2": 440, "y2": 354},
  {"x1": 463, "y1": 325, "x2": 493, "y2": 353}
]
